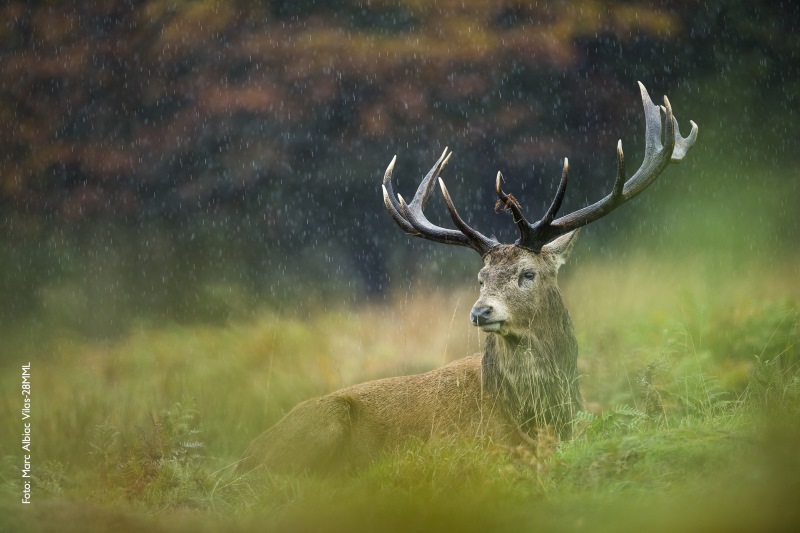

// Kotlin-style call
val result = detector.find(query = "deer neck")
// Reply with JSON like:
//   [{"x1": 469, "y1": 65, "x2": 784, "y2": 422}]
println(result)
[{"x1": 481, "y1": 288, "x2": 582, "y2": 437}]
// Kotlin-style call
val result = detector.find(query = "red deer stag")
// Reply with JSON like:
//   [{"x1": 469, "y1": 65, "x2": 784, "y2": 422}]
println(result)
[{"x1": 239, "y1": 82, "x2": 698, "y2": 473}]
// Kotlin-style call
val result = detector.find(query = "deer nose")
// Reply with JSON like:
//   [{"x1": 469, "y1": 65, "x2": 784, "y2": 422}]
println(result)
[{"x1": 470, "y1": 306, "x2": 494, "y2": 326}]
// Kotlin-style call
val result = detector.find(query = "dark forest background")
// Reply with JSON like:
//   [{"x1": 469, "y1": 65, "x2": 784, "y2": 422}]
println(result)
[{"x1": 1, "y1": 0, "x2": 798, "y2": 336}]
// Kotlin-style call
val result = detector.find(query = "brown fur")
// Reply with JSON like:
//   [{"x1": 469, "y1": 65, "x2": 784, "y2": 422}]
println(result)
[{"x1": 238, "y1": 234, "x2": 581, "y2": 474}]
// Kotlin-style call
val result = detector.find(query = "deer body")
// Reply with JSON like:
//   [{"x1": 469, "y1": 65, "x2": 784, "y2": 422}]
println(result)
[
  {"x1": 240, "y1": 242, "x2": 582, "y2": 473},
  {"x1": 239, "y1": 83, "x2": 697, "y2": 474},
  {"x1": 240, "y1": 357, "x2": 514, "y2": 472}
]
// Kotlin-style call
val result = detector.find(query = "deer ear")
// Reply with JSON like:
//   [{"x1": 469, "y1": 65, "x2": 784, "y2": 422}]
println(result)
[{"x1": 542, "y1": 230, "x2": 579, "y2": 267}]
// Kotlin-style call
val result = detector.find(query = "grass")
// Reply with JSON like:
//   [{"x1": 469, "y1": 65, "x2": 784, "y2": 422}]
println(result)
[{"x1": 0, "y1": 250, "x2": 798, "y2": 532}]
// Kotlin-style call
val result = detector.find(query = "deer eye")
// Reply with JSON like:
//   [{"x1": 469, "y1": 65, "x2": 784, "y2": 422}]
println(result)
[{"x1": 519, "y1": 270, "x2": 535, "y2": 286}]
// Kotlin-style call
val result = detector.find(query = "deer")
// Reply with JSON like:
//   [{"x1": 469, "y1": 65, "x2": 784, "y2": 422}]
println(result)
[{"x1": 238, "y1": 82, "x2": 698, "y2": 474}]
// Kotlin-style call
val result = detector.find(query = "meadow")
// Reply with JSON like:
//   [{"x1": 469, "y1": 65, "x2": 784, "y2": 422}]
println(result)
[
  {"x1": 1, "y1": 244, "x2": 798, "y2": 532},
  {"x1": 2, "y1": 84, "x2": 799, "y2": 530}
]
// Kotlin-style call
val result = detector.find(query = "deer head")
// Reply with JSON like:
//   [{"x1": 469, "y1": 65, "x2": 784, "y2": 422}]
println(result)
[{"x1": 382, "y1": 82, "x2": 698, "y2": 340}]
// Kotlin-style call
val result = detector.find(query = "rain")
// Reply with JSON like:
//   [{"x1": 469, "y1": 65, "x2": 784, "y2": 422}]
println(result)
[{"x1": 1, "y1": 1, "x2": 798, "y2": 531}]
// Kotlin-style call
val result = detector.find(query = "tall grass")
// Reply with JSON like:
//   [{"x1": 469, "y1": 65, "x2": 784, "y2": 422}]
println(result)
[{"x1": 1, "y1": 248, "x2": 798, "y2": 532}]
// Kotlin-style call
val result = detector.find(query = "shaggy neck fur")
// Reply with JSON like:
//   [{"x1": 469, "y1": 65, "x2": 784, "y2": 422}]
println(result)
[{"x1": 481, "y1": 284, "x2": 582, "y2": 438}]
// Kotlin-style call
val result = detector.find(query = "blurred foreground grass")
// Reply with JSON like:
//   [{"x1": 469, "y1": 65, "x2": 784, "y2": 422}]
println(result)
[{"x1": 1, "y1": 250, "x2": 798, "y2": 532}]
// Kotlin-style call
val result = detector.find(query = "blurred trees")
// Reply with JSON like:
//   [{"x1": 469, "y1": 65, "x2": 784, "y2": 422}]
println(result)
[
  {"x1": 0, "y1": 0, "x2": 689, "y2": 222},
  {"x1": 0, "y1": 0, "x2": 797, "y2": 323}
]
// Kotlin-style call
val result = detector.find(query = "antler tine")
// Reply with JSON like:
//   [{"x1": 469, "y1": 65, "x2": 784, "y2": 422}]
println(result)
[
  {"x1": 671, "y1": 117, "x2": 699, "y2": 163},
  {"x1": 541, "y1": 158, "x2": 569, "y2": 225},
  {"x1": 517, "y1": 82, "x2": 698, "y2": 252},
  {"x1": 618, "y1": 83, "x2": 676, "y2": 199},
  {"x1": 382, "y1": 156, "x2": 417, "y2": 235},
  {"x1": 438, "y1": 178, "x2": 497, "y2": 254},
  {"x1": 409, "y1": 147, "x2": 450, "y2": 211},
  {"x1": 381, "y1": 149, "x2": 499, "y2": 254},
  {"x1": 495, "y1": 171, "x2": 530, "y2": 230},
  {"x1": 612, "y1": 140, "x2": 625, "y2": 199}
]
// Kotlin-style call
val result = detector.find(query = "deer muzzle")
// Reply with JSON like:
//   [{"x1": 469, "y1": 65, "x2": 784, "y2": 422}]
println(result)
[{"x1": 470, "y1": 305, "x2": 505, "y2": 332}]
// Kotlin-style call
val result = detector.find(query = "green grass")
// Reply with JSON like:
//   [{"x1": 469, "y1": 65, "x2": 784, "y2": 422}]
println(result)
[{"x1": 1, "y1": 248, "x2": 798, "y2": 532}]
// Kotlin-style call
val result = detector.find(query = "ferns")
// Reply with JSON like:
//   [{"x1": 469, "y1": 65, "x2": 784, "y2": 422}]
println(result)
[
  {"x1": 160, "y1": 401, "x2": 206, "y2": 467},
  {"x1": 88, "y1": 418, "x2": 119, "y2": 481},
  {"x1": 573, "y1": 406, "x2": 649, "y2": 439},
  {"x1": 86, "y1": 400, "x2": 211, "y2": 507}
]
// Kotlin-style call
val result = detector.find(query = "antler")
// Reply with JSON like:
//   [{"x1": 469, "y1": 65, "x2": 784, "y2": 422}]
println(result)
[
  {"x1": 496, "y1": 82, "x2": 699, "y2": 252},
  {"x1": 382, "y1": 83, "x2": 698, "y2": 256},
  {"x1": 382, "y1": 147, "x2": 499, "y2": 255}
]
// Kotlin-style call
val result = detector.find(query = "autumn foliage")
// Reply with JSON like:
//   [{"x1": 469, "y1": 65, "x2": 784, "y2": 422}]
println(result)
[{"x1": 1, "y1": 0, "x2": 688, "y2": 224}]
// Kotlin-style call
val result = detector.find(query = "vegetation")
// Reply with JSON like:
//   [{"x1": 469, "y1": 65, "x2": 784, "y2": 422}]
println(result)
[
  {"x1": 1, "y1": 0, "x2": 799, "y2": 531},
  {"x1": 1, "y1": 247, "x2": 797, "y2": 531}
]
